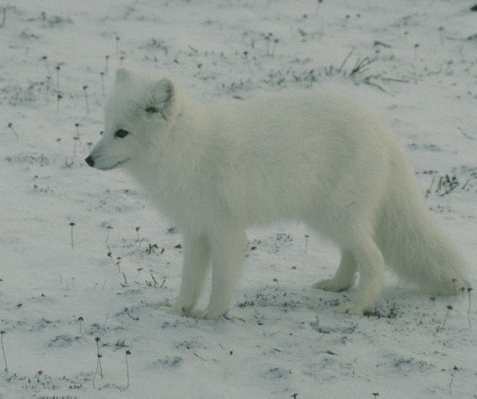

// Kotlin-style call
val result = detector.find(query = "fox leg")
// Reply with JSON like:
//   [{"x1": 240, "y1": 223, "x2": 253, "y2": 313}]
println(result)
[
  {"x1": 313, "y1": 248, "x2": 357, "y2": 292},
  {"x1": 171, "y1": 233, "x2": 211, "y2": 316}
]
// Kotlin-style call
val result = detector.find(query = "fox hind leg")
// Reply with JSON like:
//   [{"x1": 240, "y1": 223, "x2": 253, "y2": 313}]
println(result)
[{"x1": 335, "y1": 235, "x2": 385, "y2": 315}]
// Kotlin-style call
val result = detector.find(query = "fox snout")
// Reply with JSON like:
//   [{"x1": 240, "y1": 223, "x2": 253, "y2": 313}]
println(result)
[{"x1": 85, "y1": 156, "x2": 95, "y2": 167}]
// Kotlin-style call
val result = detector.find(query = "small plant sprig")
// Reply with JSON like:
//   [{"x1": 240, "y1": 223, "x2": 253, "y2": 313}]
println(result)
[
  {"x1": 107, "y1": 252, "x2": 115, "y2": 268},
  {"x1": 263, "y1": 32, "x2": 279, "y2": 57},
  {"x1": 78, "y1": 316, "x2": 84, "y2": 335},
  {"x1": 93, "y1": 337, "x2": 103, "y2": 388},
  {"x1": 125, "y1": 350, "x2": 131, "y2": 389},
  {"x1": 121, "y1": 273, "x2": 128, "y2": 288},
  {"x1": 146, "y1": 243, "x2": 159, "y2": 254},
  {"x1": 69, "y1": 222, "x2": 76, "y2": 250},
  {"x1": 73, "y1": 123, "x2": 83, "y2": 157},
  {"x1": 7, "y1": 123, "x2": 19, "y2": 140},
  {"x1": 304, "y1": 234, "x2": 310, "y2": 253},
  {"x1": 449, "y1": 365, "x2": 459, "y2": 393},
  {"x1": 107, "y1": 252, "x2": 122, "y2": 273},
  {"x1": 324, "y1": 49, "x2": 354, "y2": 76},
  {"x1": 437, "y1": 305, "x2": 453, "y2": 333},
  {"x1": 146, "y1": 272, "x2": 159, "y2": 288},
  {"x1": 83, "y1": 85, "x2": 90, "y2": 114},
  {"x1": 75, "y1": 122, "x2": 82, "y2": 141},
  {"x1": 56, "y1": 94, "x2": 63, "y2": 112},
  {"x1": 465, "y1": 287, "x2": 473, "y2": 328},
  {"x1": 116, "y1": 36, "x2": 121, "y2": 55},
  {"x1": 41, "y1": 55, "x2": 51, "y2": 76},
  {"x1": 100, "y1": 72, "x2": 105, "y2": 96},
  {"x1": 55, "y1": 65, "x2": 61, "y2": 92},
  {"x1": 1, "y1": 330, "x2": 8, "y2": 373}
]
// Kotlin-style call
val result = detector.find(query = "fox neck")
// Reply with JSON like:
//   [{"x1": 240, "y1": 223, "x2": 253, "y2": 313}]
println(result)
[{"x1": 126, "y1": 91, "x2": 212, "y2": 188}]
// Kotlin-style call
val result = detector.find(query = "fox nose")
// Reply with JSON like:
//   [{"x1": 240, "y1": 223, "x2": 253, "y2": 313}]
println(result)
[{"x1": 85, "y1": 156, "x2": 95, "y2": 167}]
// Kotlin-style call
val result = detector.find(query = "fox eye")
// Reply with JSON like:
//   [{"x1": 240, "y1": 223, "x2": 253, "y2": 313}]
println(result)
[
  {"x1": 115, "y1": 129, "x2": 130, "y2": 138},
  {"x1": 145, "y1": 106, "x2": 159, "y2": 114}
]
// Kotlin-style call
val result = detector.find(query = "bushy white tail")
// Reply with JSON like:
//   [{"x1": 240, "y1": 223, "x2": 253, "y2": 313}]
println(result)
[{"x1": 377, "y1": 158, "x2": 469, "y2": 295}]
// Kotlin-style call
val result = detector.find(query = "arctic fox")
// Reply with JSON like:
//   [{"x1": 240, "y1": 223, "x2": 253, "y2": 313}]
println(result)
[{"x1": 86, "y1": 69, "x2": 470, "y2": 318}]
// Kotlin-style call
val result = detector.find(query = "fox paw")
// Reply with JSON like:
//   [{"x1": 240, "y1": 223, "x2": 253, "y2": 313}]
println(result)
[
  {"x1": 190, "y1": 308, "x2": 228, "y2": 320},
  {"x1": 169, "y1": 302, "x2": 193, "y2": 317},
  {"x1": 313, "y1": 278, "x2": 352, "y2": 293},
  {"x1": 335, "y1": 301, "x2": 374, "y2": 316}
]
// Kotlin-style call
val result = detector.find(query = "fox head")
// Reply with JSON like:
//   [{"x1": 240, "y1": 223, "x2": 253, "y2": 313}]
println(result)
[{"x1": 85, "y1": 69, "x2": 179, "y2": 171}]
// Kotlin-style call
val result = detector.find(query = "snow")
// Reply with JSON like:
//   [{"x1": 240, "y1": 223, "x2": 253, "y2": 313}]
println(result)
[{"x1": 1, "y1": 0, "x2": 476, "y2": 398}]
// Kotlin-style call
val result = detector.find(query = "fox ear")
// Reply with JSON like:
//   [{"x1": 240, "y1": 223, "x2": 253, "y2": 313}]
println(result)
[
  {"x1": 115, "y1": 68, "x2": 131, "y2": 84},
  {"x1": 152, "y1": 78, "x2": 174, "y2": 104},
  {"x1": 148, "y1": 78, "x2": 175, "y2": 120}
]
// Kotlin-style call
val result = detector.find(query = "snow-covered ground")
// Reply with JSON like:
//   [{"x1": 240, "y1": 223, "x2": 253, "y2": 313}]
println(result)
[{"x1": 1, "y1": 1, "x2": 476, "y2": 398}]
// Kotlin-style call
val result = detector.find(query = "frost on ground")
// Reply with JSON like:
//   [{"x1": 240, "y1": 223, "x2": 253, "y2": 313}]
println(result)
[{"x1": 0, "y1": 1, "x2": 476, "y2": 398}]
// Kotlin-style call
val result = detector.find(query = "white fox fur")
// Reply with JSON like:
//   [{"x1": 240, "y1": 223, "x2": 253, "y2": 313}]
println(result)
[{"x1": 86, "y1": 69, "x2": 470, "y2": 318}]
